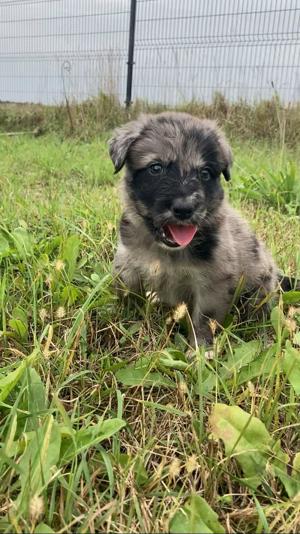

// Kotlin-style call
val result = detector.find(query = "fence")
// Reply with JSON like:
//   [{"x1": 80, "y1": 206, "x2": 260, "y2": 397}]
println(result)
[{"x1": 0, "y1": 0, "x2": 299, "y2": 106}]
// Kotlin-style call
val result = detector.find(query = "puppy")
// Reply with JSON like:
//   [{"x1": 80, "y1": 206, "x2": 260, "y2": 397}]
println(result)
[{"x1": 109, "y1": 112, "x2": 294, "y2": 346}]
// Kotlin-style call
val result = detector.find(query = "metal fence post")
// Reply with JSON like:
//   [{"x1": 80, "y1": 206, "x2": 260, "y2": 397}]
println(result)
[{"x1": 125, "y1": 0, "x2": 137, "y2": 108}]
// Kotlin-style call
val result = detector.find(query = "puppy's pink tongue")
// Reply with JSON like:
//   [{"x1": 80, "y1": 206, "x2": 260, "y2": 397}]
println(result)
[{"x1": 167, "y1": 224, "x2": 197, "y2": 246}]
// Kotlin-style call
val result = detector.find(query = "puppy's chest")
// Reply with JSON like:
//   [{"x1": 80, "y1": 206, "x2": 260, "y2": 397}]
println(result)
[{"x1": 138, "y1": 254, "x2": 207, "y2": 306}]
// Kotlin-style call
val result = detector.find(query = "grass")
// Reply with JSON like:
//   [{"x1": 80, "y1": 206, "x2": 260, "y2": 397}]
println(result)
[
  {"x1": 1, "y1": 92, "x2": 300, "y2": 148},
  {"x1": 0, "y1": 132, "x2": 300, "y2": 533}
]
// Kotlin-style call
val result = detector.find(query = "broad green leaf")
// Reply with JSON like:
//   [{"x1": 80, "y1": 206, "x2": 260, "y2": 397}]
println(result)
[
  {"x1": 61, "y1": 284, "x2": 80, "y2": 305},
  {"x1": 292, "y1": 452, "x2": 300, "y2": 486},
  {"x1": 169, "y1": 494, "x2": 225, "y2": 534},
  {"x1": 4, "y1": 413, "x2": 18, "y2": 458},
  {"x1": 115, "y1": 355, "x2": 176, "y2": 388},
  {"x1": 134, "y1": 457, "x2": 149, "y2": 486},
  {"x1": 225, "y1": 340, "x2": 261, "y2": 372},
  {"x1": 91, "y1": 272, "x2": 101, "y2": 283},
  {"x1": 210, "y1": 403, "x2": 271, "y2": 488},
  {"x1": 282, "y1": 291, "x2": 300, "y2": 304},
  {"x1": 23, "y1": 368, "x2": 47, "y2": 430},
  {"x1": 293, "y1": 332, "x2": 300, "y2": 346},
  {"x1": 271, "y1": 439, "x2": 298, "y2": 498},
  {"x1": 118, "y1": 452, "x2": 131, "y2": 469},
  {"x1": 253, "y1": 495, "x2": 270, "y2": 534},
  {"x1": 237, "y1": 345, "x2": 276, "y2": 385},
  {"x1": 0, "y1": 234, "x2": 10, "y2": 258},
  {"x1": 271, "y1": 306, "x2": 286, "y2": 338},
  {"x1": 282, "y1": 341, "x2": 300, "y2": 394},
  {"x1": 61, "y1": 234, "x2": 80, "y2": 280},
  {"x1": 61, "y1": 274, "x2": 111, "y2": 362},
  {"x1": 159, "y1": 349, "x2": 188, "y2": 370},
  {"x1": 37, "y1": 252, "x2": 50, "y2": 268},
  {"x1": 60, "y1": 418, "x2": 126, "y2": 464},
  {"x1": 35, "y1": 523, "x2": 55, "y2": 534},
  {"x1": 116, "y1": 366, "x2": 175, "y2": 388},
  {"x1": 9, "y1": 307, "x2": 28, "y2": 340},
  {"x1": 8, "y1": 318, "x2": 28, "y2": 340},
  {"x1": 12, "y1": 306, "x2": 28, "y2": 324},
  {"x1": 11, "y1": 227, "x2": 34, "y2": 257},
  {"x1": 17, "y1": 415, "x2": 61, "y2": 513},
  {"x1": 98, "y1": 447, "x2": 115, "y2": 499},
  {"x1": 159, "y1": 349, "x2": 190, "y2": 369},
  {"x1": 143, "y1": 401, "x2": 188, "y2": 417},
  {"x1": 195, "y1": 366, "x2": 216, "y2": 396},
  {"x1": 158, "y1": 356, "x2": 188, "y2": 370},
  {"x1": 161, "y1": 348, "x2": 186, "y2": 361},
  {"x1": 126, "y1": 322, "x2": 143, "y2": 336},
  {"x1": 0, "y1": 349, "x2": 39, "y2": 402}
]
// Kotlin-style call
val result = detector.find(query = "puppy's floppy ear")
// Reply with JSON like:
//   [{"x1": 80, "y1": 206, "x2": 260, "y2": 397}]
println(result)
[
  {"x1": 108, "y1": 118, "x2": 144, "y2": 173},
  {"x1": 222, "y1": 166, "x2": 231, "y2": 181},
  {"x1": 219, "y1": 134, "x2": 233, "y2": 181}
]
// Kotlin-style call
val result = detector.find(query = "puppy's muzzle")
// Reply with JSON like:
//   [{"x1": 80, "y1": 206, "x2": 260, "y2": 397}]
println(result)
[{"x1": 171, "y1": 196, "x2": 200, "y2": 221}]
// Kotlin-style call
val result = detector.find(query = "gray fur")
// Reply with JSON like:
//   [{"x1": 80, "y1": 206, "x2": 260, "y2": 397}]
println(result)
[{"x1": 109, "y1": 112, "x2": 278, "y2": 346}]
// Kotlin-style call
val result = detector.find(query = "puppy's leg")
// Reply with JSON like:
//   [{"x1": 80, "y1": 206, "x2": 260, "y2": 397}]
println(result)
[
  {"x1": 188, "y1": 289, "x2": 231, "y2": 347},
  {"x1": 238, "y1": 286, "x2": 274, "y2": 324},
  {"x1": 188, "y1": 317, "x2": 214, "y2": 347},
  {"x1": 239, "y1": 264, "x2": 278, "y2": 323},
  {"x1": 113, "y1": 243, "x2": 144, "y2": 301}
]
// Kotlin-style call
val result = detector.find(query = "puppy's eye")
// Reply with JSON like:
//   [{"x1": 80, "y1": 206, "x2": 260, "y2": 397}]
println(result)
[
  {"x1": 199, "y1": 168, "x2": 211, "y2": 181},
  {"x1": 148, "y1": 163, "x2": 164, "y2": 176}
]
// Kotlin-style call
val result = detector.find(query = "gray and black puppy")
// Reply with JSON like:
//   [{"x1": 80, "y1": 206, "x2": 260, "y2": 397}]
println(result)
[{"x1": 109, "y1": 111, "x2": 293, "y2": 346}]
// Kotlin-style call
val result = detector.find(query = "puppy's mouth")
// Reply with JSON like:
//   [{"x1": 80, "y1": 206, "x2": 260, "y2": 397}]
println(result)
[{"x1": 160, "y1": 224, "x2": 198, "y2": 248}]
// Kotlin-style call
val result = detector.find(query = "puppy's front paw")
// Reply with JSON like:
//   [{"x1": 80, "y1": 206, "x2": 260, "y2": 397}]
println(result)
[
  {"x1": 186, "y1": 346, "x2": 214, "y2": 361},
  {"x1": 188, "y1": 329, "x2": 213, "y2": 350}
]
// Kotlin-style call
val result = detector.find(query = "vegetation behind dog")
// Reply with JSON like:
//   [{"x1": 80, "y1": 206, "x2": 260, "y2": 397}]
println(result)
[
  {"x1": 1, "y1": 91, "x2": 300, "y2": 148},
  {"x1": 0, "y1": 100, "x2": 300, "y2": 532}
]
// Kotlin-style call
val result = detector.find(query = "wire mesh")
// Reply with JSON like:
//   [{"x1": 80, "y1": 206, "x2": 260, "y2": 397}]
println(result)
[
  {"x1": 0, "y1": 0, "x2": 299, "y2": 105},
  {"x1": 0, "y1": 0, "x2": 130, "y2": 104}
]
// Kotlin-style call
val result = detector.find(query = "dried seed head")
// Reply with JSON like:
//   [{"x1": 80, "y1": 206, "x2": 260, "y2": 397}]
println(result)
[
  {"x1": 288, "y1": 306, "x2": 300, "y2": 318},
  {"x1": 285, "y1": 318, "x2": 297, "y2": 333},
  {"x1": 248, "y1": 381, "x2": 255, "y2": 395},
  {"x1": 56, "y1": 306, "x2": 66, "y2": 319},
  {"x1": 168, "y1": 458, "x2": 181, "y2": 480},
  {"x1": 173, "y1": 303, "x2": 187, "y2": 322},
  {"x1": 29, "y1": 495, "x2": 44, "y2": 523},
  {"x1": 185, "y1": 454, "x2": 199, "y2": 474},
  {"x1": 55, "y1": 259, "x2": 65, "y2": 272},
  {"x1": 45, "y1": 274, "x2": 53, "y2": 287},
  {"x1": 39, "y1": 308, "x2": 48, "y2": 322},
  {"x1": 209, "y1": 319, "x2": 217, "y2": 336},
  {"x1": 107, "y1": 222, "x2": 114, "y2": 232},
  {"x1": 178, "y1": 381, "x2": 188, "y2": 395}
]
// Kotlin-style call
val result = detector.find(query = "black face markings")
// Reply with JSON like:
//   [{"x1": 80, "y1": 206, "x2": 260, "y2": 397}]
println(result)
[
  {"x1": 129, "y1": 157, "x2": 224, "y2": 227},
  {"x1": 130, "y1": 163, "x2": 183, "y2": 217},
  {"x1": 122, "y1": 114, "x2": 231, "y2": 252},
  {"x1": 228, "y1": 286, "x2": 236, "y2": 296},
  {"x1": 222, "y1": 167, "x2": 231, "y2": 181}
]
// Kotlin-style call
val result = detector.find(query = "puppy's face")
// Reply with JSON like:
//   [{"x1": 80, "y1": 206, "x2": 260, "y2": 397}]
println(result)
[{"x1": 109, "y1": 112, "x2": 232, "y2": 249}]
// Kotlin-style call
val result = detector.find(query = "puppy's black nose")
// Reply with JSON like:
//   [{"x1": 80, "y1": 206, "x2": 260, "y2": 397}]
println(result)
[{"x1": 172, "y1": 198, "x2": 195, "y2": 220}]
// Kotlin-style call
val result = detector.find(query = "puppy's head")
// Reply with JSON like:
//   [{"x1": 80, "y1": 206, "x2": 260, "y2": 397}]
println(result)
[{"x1": 109, "y1": 112, "x2": 232, "y2": 250}]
